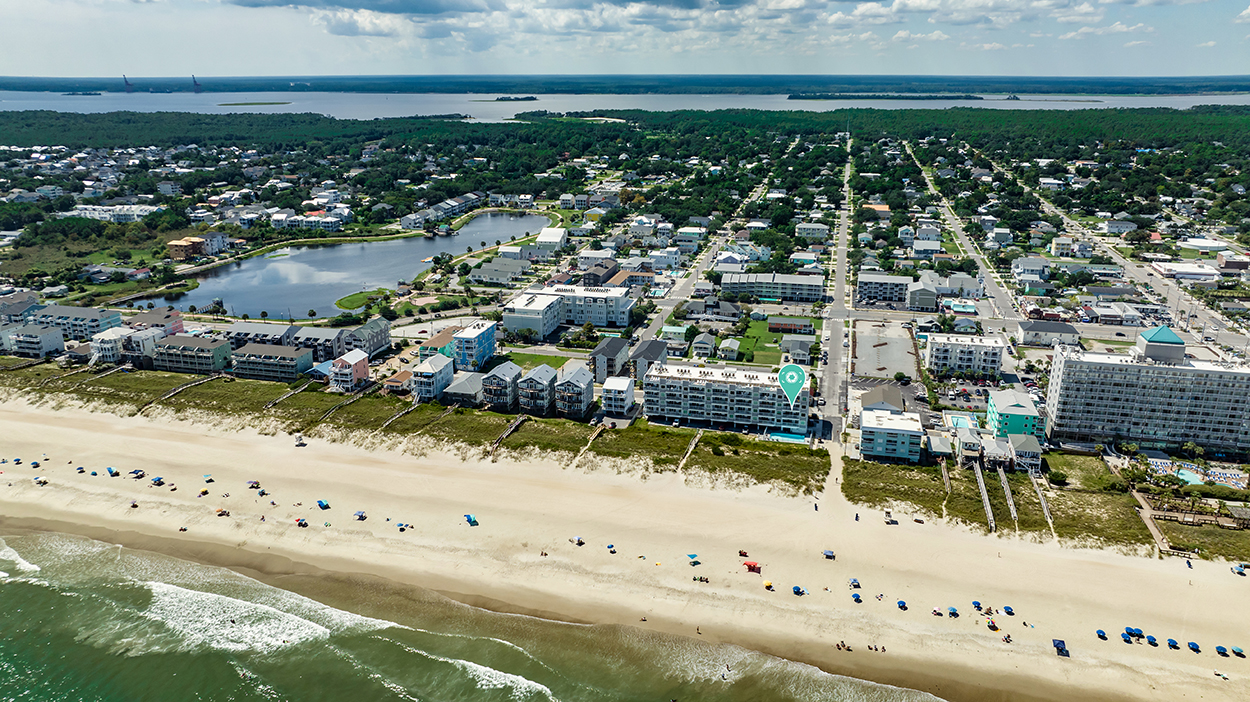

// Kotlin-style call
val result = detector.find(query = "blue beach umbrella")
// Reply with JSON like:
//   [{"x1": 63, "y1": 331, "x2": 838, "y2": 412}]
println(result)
[
  {"x1": 1003, "y1": 606, "x2": 1014, "y2": 616},
  {"x1": 1147, "y1": 635, "x2": 1157, "y2": 646},
  {"x1": 1188, "y1": 641, "x2": 1200, "y2": 652},
  {"x1": 898, "y1": 601, "x2": 907, "y2": 610},
  {"x1": 852, "y1": 593, "x2": 862, "y2": 603},
  {"x1": 1168, "y1": 639, "x2": 1179, "y2": 649},
  {"x1": 1097, "y1": 630, "x2": 1107, "y2": 639},
  {"x1": 1121, "y1": 633, "x2": 1133, "y2": 643},
  {"x1": 1232, "y1": 646, "x2": 1244, "y2": 656},
  {"x1": 1216, "y1": 646, "x2": 1228, "y2": 656}
]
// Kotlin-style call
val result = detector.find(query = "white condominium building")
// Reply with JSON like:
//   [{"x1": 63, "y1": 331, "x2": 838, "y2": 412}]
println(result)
[
  {"x1": 502, "y1": 286, "x2": 634, "y2": 338},
  {"x1": 643, "y1": 363, "x2": 809, "y2": 434},
  {"x1": 1046, "y1": 326, "x2": 1250, "y2": 453},
  {"x1": 924, "y1": 334, "x2": 1005, "y2": 376},
  {"x1": 721, "y1": 273, "x2": 823, "y2": 303}
]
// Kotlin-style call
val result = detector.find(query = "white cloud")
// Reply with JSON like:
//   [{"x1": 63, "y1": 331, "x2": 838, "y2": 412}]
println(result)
[
  {"x1": 892, "y1": 28, "x2": 949, "y2": 41},
  {"x1": 1053, "y1": 1, "x2": 1102, "y2": 23},
  {"x1": 1195, "y1": 40, "x2": 1215, "y2": 46},
  {"x1": 310, "y1": 8, "x2": 408, "y2": 36},
  {"x1": 1059, "y1": 20, "x2": 1151, "y2": 39},
  {"x1": 1123, "y1": 39, "x2": 1149, "y2": 46},
  {"x1": 961, "y1": 41, "x2": 1006, "y2": 50},
  {"x1": 1236, "y1": 4, "x2": 1250, "y2": 22}
]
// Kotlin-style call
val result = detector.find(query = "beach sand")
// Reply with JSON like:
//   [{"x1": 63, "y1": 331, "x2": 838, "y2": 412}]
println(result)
[{"x1": 0, "y1": 397, "x2": 1245, "y2": 701}]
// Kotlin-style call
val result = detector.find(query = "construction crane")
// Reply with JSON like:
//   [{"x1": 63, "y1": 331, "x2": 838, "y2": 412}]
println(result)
[
  {"x1": 192, "y1": 75, "x2": 203, "y2": 94},
  {"x1": 123, "y1": 75, "x2": 135, "y2": 93}
]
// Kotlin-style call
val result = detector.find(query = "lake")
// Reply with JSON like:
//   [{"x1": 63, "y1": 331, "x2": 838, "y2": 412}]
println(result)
[
  {"x1": 162, "y1": 213, "x2": 549, "y2": 318},
  {"x1": 4, "y1": 90, "x2": 1250, "y2": 122}
]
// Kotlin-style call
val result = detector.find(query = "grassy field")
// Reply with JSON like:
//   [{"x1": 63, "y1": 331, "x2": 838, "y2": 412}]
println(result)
[
  {"x1": 1157, "y1": 521, "x2": 1250, "y2": 562},
  {"x1": 335, "y1": 288, "x2": 392, "y2": 310},
  {"x1": 840, "y1": 458, "x2": 948, "y2": 518},
  {"x1": 159, "y1": 377, "x2": 285, "y2": 415},
  {"x1": 685, "y1": 433, "x2": 830, "y2": 493},
  {"x1": 1044, "y1": 453, "x2": 1123, "y2": 491},
  {"x1": 1047, "y1": 490, "x2": 1153, "y2": 547},
  {"x1": 419, "y1": 407, "x2": 512, "y2": 446},
  {"x1": 496, "y1": 352, "x2": 582, "y2": 372},
  {"x1": 589, "y1": 419, "x2": 696, "y2": 466},
  {"x1": 501, "y1": 417, "x2": 594, "y2": 455},
  {"x1": 737, "y1": 318, "x2": 823, "y2": 367}
]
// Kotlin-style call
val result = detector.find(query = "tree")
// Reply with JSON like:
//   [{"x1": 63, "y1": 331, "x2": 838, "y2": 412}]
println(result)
[
  {"x1": 685, "y1": 324, "x2": 700, "y2": 342},
  {"x1": 188, "y1": 305, "x2": 197, "y2": 314},
  {"x1": 1048, "y1": 470, "x2": 1068, "y2": 486},
  {"x1": 893, "y1": 371, "x2": 908, "y2": 382},
  {"x1": 308, "y1": 309, "x2": 317, "y2": 318},
  {"x1": 260, "y1": 310, "x2": 268, "y2": 320}
]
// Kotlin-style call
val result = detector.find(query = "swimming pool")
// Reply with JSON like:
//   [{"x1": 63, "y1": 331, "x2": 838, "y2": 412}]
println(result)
[
  {"x1": 770, "y1": 432, "x2": 808, "y2": 444},
  {"x1": 1175, "y1": 468, "x2": 1205, "y2": 485},
  {"x1": 949, "y1": 416, "x2": 973, "y2": 429}
]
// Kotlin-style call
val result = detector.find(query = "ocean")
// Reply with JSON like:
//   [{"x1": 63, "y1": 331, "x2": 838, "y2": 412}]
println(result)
[{"x1": 0, "y1": 532, "x2": 942, "y2": 702}]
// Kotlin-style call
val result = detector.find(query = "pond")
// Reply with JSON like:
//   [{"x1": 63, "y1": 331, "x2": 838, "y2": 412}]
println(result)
[{"x1": 162, "y1": 212, "x2": 549, "y2": 318}]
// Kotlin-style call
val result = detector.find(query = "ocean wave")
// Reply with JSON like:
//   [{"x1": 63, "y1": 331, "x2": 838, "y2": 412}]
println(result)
[
  {"x1": 0, "y1": 539, "x2": 43, "y2": 573},
  {"x1": 141, "y1": 581, "x2": 334, "y2": 654},
  {"x1": 392, "y1": 641, "x2": 557, "y2": 701}
]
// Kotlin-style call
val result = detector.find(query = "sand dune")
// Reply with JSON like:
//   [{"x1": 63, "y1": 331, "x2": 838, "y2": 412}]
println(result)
[{"x1": 0, "y1": 398, "x2": 1245, "y2": 701}]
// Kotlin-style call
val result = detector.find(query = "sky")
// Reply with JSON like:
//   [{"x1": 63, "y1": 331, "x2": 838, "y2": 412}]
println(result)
[{"x1": 1, "y1": 0, "x2": 1248, "y2": 77}]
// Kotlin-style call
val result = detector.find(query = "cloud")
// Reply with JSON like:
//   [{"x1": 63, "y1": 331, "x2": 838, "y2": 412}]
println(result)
[
  {"x1": 1053, "y1": 1, "x2": 1102, "y2": 22},
  {"x1": 1195, "y1": 40, "x2": 1215, "y2": 46},
  {"x1": 310, "y1": 8, "x2": 407, "y2": 35},
  {"x1": 892, "y1": 28, "x2": 948, "y2": 41},
  {"x1": 961, "y1": 41, "x2": 1006, "y2": 50},
  {"x1": 1059, "y1": 20, "x2": 1150, "y2": 39},
  {"x1": 1123, "y1": 39, "x2": 1149, "y2": 46},
  {"x1": 1237, "y1": 4, "x2": 1250, "y2": 22}
]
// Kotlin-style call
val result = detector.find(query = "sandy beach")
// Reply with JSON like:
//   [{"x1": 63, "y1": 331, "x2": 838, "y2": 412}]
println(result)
[{"x1": 1, "y1": 397, "x2": 1246, "y2": 701}]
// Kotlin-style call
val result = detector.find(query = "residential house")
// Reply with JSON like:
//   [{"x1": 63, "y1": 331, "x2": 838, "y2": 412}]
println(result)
[
  {"x1": 417, "y1": 325, "x2": 463, "y2": 362},
  {"x1": 26, "y1": 305, "x2": 122, "y2": 341},
  {"x1": 292, "y1": 327, "x2": 350, "y2": 363},
  {"x1": 443, "y1": 372, "x2": 485, "y2": 407},
  {"x1": 601, "y1": 376, "x2": 635, "y2": 416},
  {"x1": 348, "y1": 317, "x2": 392, "y2": 358},
  {"x1": 482, "y1": 361, "x2": 523, "y2": 410},
  {"x1": 859, "y1": 409, "x2": 924, "y2": 463},
  {"x1": 125, "y1": 307, "x2": 184, "y2": 335},
  {"x1": 629, "y1": 340, "x2": 668, "y2": 380},
  {"x1": 860, "y1": 385, "x2": 905, "y2": 414},
  {"x1": 582, "y1": 260, "x2": 620, "y2": 287},
  {"x1": 907, "y1": 280, "x2": 938, "y2": 313},
  {"x1": 383, "y1": 370, "x2": 414, "y2": 394},
  {"x1": 518, "y1": 364, "x2": 557, "y2": 415},
  {"x1": 779, "y1": 335, "x2": 815, "y2": 365},
  {"x1": 718, "y1": 338, "x2": 741, "y2": 360},
  {"x1": 767, "y1": 317, "x2": 815, "y2": 334},
  {"x1": 555, "y1": 363, "x2": 595, "y2": 418},
  {"x1": 691, "y1": 333, "x2": 717, "y2": 358},
  {"x1": 856, "y1": 273, "x2": 910, "y2": 303},
  {"x1": 224, "y1": 322, "x2": 299, "y2": 350},
  {"x1": 412, "y1": 354, "x2": 454, "y2": 401},
  {"x1": 1015, "y1": 320, "x2": 1079, "y2": 347},
  {"x1": 329, "y1": 348, "x2": 370, "y2": 392},
  {"x1": 8, "y1": 325, "x2": 64, "y2": 358},
  {"x1": 986, "y1": 389, "x2": 1045, "y2": 440},
  {"x1": 910, "y1": 240, "x2": 942, "y2": 260},
  {"x1": 589, "y1": 337, "x2": 630, "y2": 383},
  {"x1": 453, "y1": 321, "x2": 496, "y2": 371}
]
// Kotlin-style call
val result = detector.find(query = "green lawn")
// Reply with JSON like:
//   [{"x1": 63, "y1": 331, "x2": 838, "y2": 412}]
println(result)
[
  {"x1": 1047, "y1": 490, "x2": 1153, "y2": 548},
  {"x1": 841, "y1": 458, "x2": 948, "y2": 518},
  {"x1": 1044, "y1": 453, "x2": 1122, "y2": 492},
  {"x1": 159, "y1": 377, "x2": 286, "y2": 415},
  {"x1": 732, "y1": 318, "x2": 822, "y2": 367},
  {"x1": 1157, "y1": 521, "x2": 1250, "y2": 561},
  {"x1": 493, "y1": 352, "x2": 582, "y2": 372},
  {"x1": 419, "y1": 407, "x2": 513, "y2": 446},
  {"x1": 336, "y1": 288, "x2": 392, "y2": 310}
]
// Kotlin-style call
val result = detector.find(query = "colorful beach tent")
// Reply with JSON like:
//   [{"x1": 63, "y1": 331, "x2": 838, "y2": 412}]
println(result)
[
  {"x1": 744, "y1": 561, "x2": 761, "y2": 573},
  {"x1": 464, "y1": 514, "x2": 478, "y2": 526},
  {"x1": 823, "y1": 550, "x2": 835, "y2": 559}
]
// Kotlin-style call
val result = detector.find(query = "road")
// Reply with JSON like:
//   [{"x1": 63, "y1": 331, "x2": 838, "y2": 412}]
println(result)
[
  {"x1": 970, "y1": 147, "x2": 1250, "y2": 353},
  {"x1": 818, "y1": 149, "x2": 854, "y2": 432},
  {"x1": 905, "y1": 142, "x2": 1018, "y2": 321}
]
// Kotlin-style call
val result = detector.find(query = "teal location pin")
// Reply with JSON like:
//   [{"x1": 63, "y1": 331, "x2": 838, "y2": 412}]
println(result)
[{"x1": 778, "y1": 364, "x2": 807, "y2": 409}]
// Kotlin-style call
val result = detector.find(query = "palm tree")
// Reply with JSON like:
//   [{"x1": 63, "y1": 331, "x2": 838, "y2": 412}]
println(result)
[
  {"x1": 1182, "y1": 441, "x2": 1198, "y2": 458},
  {"x1": 260, "y1": 311, "x2": 268, "y2": 320},
  {"x1": 308, "y1": 309, "x2": 317, "y2": 318}
]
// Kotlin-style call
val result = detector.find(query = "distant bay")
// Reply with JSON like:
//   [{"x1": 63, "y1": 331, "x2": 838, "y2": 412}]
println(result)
[{"x1": 3, "y1": 90, "x2": 1250, "y2": 122}]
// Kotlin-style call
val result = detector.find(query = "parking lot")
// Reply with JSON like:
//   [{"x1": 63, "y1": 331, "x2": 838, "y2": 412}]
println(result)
[
  {"x1": 853, "y1": 320, "x2": 918, "y2": 380},
  {"x1": 848, "y1": 378, "x2": 938, "y2": 426}
]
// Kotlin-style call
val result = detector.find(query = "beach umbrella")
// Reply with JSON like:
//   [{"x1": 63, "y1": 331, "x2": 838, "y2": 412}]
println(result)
[
  {"x1": 1216, "y1": 646, "x2": 1228, "y2": 656},
  {"x1": 852, "y1": 593, "x2": 862, "y2": 603},
  {"x1": 823, "y1": 550, "x2": 835, "y2": 559},
  {"x1": 1121, "y1": 633, "x2": 1133, "y2": 643},
  {"x1": 973, "y1": 601, "x2": 982, "y2": 609},
  {"x1": 793, "y1": 586, "x2": 803, "y2": 595},
  {"x1": 465, "y1": 514, "x2": 478, "y2": 526},
  {"x1": 317, "y1": 500, "x2": 330, "y2": 510},
  {"x1": 1124, "y1": 627, "x2": 1135, "y2": 635},
  {"x1": 1168, "y1": 639, "x2": 1179, "y2": 649},
  {"x1": 1232, "y1": 647, "x2": 1244, "y2": 656},
  {"x1": 1147, "y1": 635, "x2": 1157, "y2": 646},
  {"x1": 151, "y1": 477, "x2": 163, "y2": 483},
  {"x1": 203, "y1": 474, "x2": 213, "y2": 482},
  {"x1": 948, "y1": 607, "x2": 958, "y2": 615},
  {"x1": 607, "y1": 544, "x2": 614, "y2": 549},
  {"x1": 130, "y1": 470, "x2": 142, "y2": 475},
  {"x1": 1003, "y1": 606, "x2": 1014, "y2": 616},
  {"x1": 354, "y1": 511, "x2": 366, "y2": 520},
  {"x1": 687, "y1": 554, "x2": 698, "y2": 560},
  {"x1": 898, "y1": 601, "x2": 907, "y2": 610},
  {"x1": 1097, "y1": 630, "x2": 1107, "y2": 639},
  {"x1": 1133, "y1": 628, "x2": 1143, "y2": 637},
  {"x1": 763, "y1": 580, "x2": 773, "y2": 590},
  {"x1": 1188, "y1": 642, "x2": 1200, "y2": 652}
]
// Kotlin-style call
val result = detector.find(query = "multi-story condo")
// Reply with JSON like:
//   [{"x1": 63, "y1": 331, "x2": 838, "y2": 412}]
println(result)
[
  {"x1": 502, "y1": 293, "x2": 564, "y2": 338},
  {"x1": 224, "y1": 322, "x2": 300, "y2": 350},
  {"x1": 8, "y1": 324, "x2": 65, "y2": 358},
  {"x1": 518, "y1": 364, "x2": 557, "y2": 415},
  {"x1": 453, "y1": 321, "x2": 496, "y2": 371},
  {"x1": 796, "y1": 222, "x2": 830, "y2": 240},
  {"x1": 347, "y1": 317, "x2": 392, "y2": 358},
  {"x1": 859, "y1": 409, "x2": 924, "y2": 463},
  {"x1": 1046, "y1": 326, "x2": 1250, "y2": 453},
  {"x1": 482, "y1": 361, "x2": 523, "y2": 410},
  {"x1": 153, "y1": 336, "x2": 232, "y2": 374},
  {"x1": 855, "y1": 273, "x2": 911, "y2": 303},
  {"x1": 230, "y1": 343, "x2": 314, "y2": 382},
  {"x1": 643, "y1": 363, "x2": 809, "y2": 435},
  {"x1": 601, "y1": 377, "x2": 635, "y2": 416},
  {"x1": 555, "y1": 364, "x2": 595, "y2": 418},
  {"x1": 589, "y1": 337, "x2": 629, "y2": 383},
  {"x1": 125, "y1": 306, "x2": 184, "y2": 335},
  {"x1": 924, "y1": 334, "x2": 1005, "y2": 376},
  {"x1": 26, "y1": 305, "x2": 122, "y2": 341},
  {"x1": 417, "y1": 326, "x2": 463, "y2": 362},
  {"x1": 721, "y1": 273, "x2": 823, "y2": 303},
  {"x1": 986, "y1": 389, "x2": 1045, "y2": 440},
  {"x1": 412, "y1": 354, "x2": 454, "y2": 402},
  {"x1": 292, "y1": 327, "x2": 350, "y2": 363}
]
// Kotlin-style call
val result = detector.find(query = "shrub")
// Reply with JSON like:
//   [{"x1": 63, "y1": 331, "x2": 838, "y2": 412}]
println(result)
[{"x1": 1048, "y1": 470, "x2": 1068, "y2": 486}]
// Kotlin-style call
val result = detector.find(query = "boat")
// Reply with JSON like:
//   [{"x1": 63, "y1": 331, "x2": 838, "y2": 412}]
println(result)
[{"x1": 422, "y1": 256, "x2": 434, "y2": 263}]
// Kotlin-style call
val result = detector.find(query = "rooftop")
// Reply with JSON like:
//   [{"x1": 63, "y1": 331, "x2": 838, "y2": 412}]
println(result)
[
  {"x1": 860, "y1": 409, "x2": 924, "y2": 433},
  {"x1": 233, "y1": 343, "x2": 310, "y2": 359},
  {"x1": 1139, "y1": 325, "x2": 1185, "y2": 345},
  {"x1": 927, "y1": 334, "x2": 1005, "y2": 347},
  {"x1": 646, "y1": 363, "x2": 790, "y2": 389}
]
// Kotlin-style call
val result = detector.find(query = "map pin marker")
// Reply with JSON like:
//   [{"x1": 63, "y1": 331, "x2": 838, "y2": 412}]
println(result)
[{"x1": 778, "y1": 363, "x2": 807, "y2": 410}]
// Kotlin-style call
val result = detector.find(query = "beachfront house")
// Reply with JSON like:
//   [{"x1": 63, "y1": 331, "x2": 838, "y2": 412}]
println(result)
[
  {"x1": 443, "y1": 372, "x2": 485, "y2": 407},
  {"x1": 589, "y1": 337, "x2": 630, "y2": 384},
  {"x1": 600, "y1": 376, "x2": 635, "y2": 417},
  {"x1": 453, "y1": 321, "x2": 496, "y2": 371},
  {"x1": 482, "y1": 361, "x2": 523, "y2": 411},
  {"x1": 383, "y1": 370, "x2": 414, "y2": 394},
  {"x1": 859, "y1": 410, "x2": 924, "y2": 463},
  {"x1": 329, "y1": 349, "x2": 370, "y2": 392},
  {"x1": 555, "y1": 364, "x2": 595, "y2": 418},
  {"x1": 25, "y1": 305, "x2": 122, "y2": 341},
  {"x1": 986, "y1": 390, "x2": 1045, "y2": 440},
  {"x1": 8, "y1": 324, "x2": 65, "y2": 358},
  {"x1": 224, "y1": 321, "x2": 300, "y2": 350},
  {"x1": 518, "y1": 364, "x2": 557, "y2": 415},
  {"x1": 413, "y1": 354, "x2": 454, "y2": 402},
  {"x1": 293, "y1": 327, "x2": 351, "y2": 363},
  {"x1": 417, "y1": 325, "x2": 463, "y2": 362}
]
